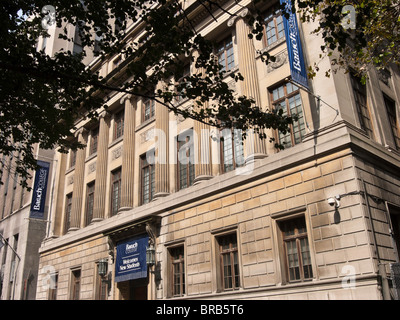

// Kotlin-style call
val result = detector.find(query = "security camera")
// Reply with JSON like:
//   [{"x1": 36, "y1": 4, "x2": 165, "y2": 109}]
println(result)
[{"x1": 327, "y1": 196, "x2": 340, "y2": 208}]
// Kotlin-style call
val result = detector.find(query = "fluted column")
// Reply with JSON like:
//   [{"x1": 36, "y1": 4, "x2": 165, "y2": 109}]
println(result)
[
  {"x1": 92, "y1": 113, "x2": 110, "y2": 222},
  {"x1": 194, "y1": 118, "x2": 213, "y2": 184},
  {"x1": 69, "y1": 129, "x2": 87, "y2": 231},
  {"x1": 192, "y1": 50, "x2": 213, "y2": 184},
  {"x1": 120, "y1": 95, "x2": 136, "y2": 210},
  {"x1": 231, "y1": 9, "x2": 267, "y2": 163},
  {"x1": 154, "y1": 83, "x2": 170, "y2": 199}
]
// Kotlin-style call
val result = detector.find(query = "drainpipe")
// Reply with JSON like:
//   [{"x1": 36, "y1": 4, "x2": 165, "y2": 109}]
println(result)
[{"x1": 361, "y1": 179, "x2": 391, "y2": 300}]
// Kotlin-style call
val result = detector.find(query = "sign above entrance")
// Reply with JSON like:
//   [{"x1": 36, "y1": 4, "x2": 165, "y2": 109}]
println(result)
[{"x1": 115, "y1": 234, "x2": 149, "y2": 283}]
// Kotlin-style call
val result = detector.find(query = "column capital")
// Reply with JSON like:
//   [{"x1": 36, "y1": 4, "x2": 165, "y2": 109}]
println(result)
[
  {"x1": 227, "y1": 8, "x2": 250, "y2": 27},
  {"x1": 119, "y1": 93, "x2": 132, "y2": 105}
]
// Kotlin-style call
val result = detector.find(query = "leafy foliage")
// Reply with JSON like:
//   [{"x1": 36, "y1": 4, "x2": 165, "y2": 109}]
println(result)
[{"x1": 1, "y1": 0, "x2": 397, "y2": 186}]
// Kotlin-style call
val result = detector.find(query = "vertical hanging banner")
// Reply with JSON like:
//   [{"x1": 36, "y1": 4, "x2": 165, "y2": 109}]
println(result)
[
  {"x1": 280, "y1": 0, "x2": 309, "y2": 89},
  {"x1": 30, "y1": 160, "x2": 50, "y2": 219},
  {"x1": 115, "y1": 234, "x2": 149, "y2": 282}
]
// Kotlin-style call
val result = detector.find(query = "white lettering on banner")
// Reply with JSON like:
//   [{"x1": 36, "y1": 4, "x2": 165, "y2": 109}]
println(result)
[
  {"x1": 33, "y1": 168, "x2": 48, "y2": 210},
  {"x1": 125, "y1": 242, "x2": 138, "y2": 254},
  {"x1": 287, "y1": 11, "x2": 302, "y2": 73}
]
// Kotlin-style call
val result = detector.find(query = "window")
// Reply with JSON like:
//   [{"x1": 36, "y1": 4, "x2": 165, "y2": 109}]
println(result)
[
  {"x1": 114, "y1": 110, "x2": 124, "y2": 140},
  {"x1": 350, "y1": 73, "x2": 374, "y2": 139},
  {"x1": 73, "y1": 24, "x2": 83, "y2": 55},
  {"x1": 69, "y1": 149, "x2": 76, "y2": 168},
  {"x1": 217, "y1": 36, "x2": 235, "y2": 73},
  {"x1": 279, "y1": 216, "x2": 313, "y2": 282},
  {"x1": 169, "y1": 246, "x2": 185, "y2": 297},
  {"x1": 64, "y1": 193, "x2": 73, "y2": 233},
  {"x1": 217, "y1": 233, "x2": 240, "y2": 291},
  {"x1": 177, "y1": 131, "x2": 195, "y2": 190},
  {"x1": 384, "y1": 95, "x2": 400, "y2": 149},
  {"x1": 388, "y1": 204, "x2": 400, "y2": 261},
  {"x1": 220, "y1": 128, "x2": 244, "y2": 173},
  {"x1": 142, "y1": 98, "x2": 155, "y2": 122},
  {"x1": 48, "y1": 273, "x2": 58, "y2": 300},
  {"x1": 270, "y1": 82, "x2": 305, "y2": 148},
  {"x1": 141, "y1": 152, "x2": 155, "y2": 204},
  {"x1": 95, "y1": 264, "x2": 108, "y2": 300},
  {"x1": 263, "y1": 6, "x2": 285, "y2": 47},
  {"x1": 111, "y1": 168, "x2": 121, "y2": 216},
  {"x1": 89, "y1": 127, "x2": 99, "y2": 155},
  {"x1": 70, "y1": 269, "x2": 81, "y2": 300},
  {"x1": 175, "y1": 64, "x2": 191, "y2": 103},
  {"x1": 85, "y1": 182, "x2": 95, "y2": 226}
]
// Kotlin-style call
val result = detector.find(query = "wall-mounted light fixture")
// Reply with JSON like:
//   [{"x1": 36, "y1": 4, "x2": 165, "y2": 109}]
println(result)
[
  {"x1": 98, "y1": 258, "x2": 108, "y2": 277},
  {"x1": 146, "y1": 243, "x2": 155, "y2": 267}
]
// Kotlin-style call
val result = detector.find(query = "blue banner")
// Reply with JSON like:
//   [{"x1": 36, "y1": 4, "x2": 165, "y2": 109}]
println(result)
[
  {"x1": 115, "y1": 234, "x2": 149, "y2": 282},
  {"x1": 280, "y1": 0, "x2": 309, "y2": 88},
  {"x1": 30, "y1": 160, "x2": 50, "y2": 219}
]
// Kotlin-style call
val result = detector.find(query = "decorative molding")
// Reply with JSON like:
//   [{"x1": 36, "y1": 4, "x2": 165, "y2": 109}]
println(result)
[
  {"x1": 140, "y1": 127, "x2": 155, "y2": 143},
  {"x1": 112, "y1": 146, "x2": 123, "y2": 160},
  {"x1": 67, "y1": 175, "x2": 74, "y2": 185},
  {"x1": 88, "y1": 162, "x2": 96, "y2": 174},
  {"x1": 266, "y1": 51, "x2": 288, "y2": 73}
]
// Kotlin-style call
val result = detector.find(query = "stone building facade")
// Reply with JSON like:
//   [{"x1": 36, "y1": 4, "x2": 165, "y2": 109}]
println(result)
[{"x1": 35, "y1": 0, "x2": 400, "y2": 300}]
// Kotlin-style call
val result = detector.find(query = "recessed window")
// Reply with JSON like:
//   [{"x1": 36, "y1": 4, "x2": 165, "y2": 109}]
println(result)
[
  {"x1": 64, "y1": 193, "x2": 73, "y2": 233},
  {"x1": 350, "y1": 73, "x2": 374, "y2": 139},
  {"x1": 384, "y1": 94, "x2": 400, "y2": 149},
  {"x1": 217, "y1": 36, "x2": 235, "y2": 73},
  {"x1": 89, "y1": 127, "x2": 99, "y2": 155},
  {"x1": 270, "y1": 82, "x2": 305, "y2": 148},
  {"x1": 114, "y1": 110, "x2": 124, "y2": 140},
  {"x1": 278, "y1": 216, "x2": 313, "y2": 282},
  {"x1": 177, "y1": 130, "x2": 195, "y2": 190},
  {"x1": 216, "y1": 233, "x2": 240, "y2": 291},
  {"x1": 111, "y1": 168, "x2": 121, "y2": 216},
  {"x1": 70, "y1": 268, "x2": 81, "y2": 300},
  {"x1": 263, "y1": 6, "x2": 285, "y2": 47},
  {"x1": 85, "y1": 182, "x2": 95, "y2": 226},
  {"x1": 142, "y1": 98, "x2": 155, "y2": 122},
  {"x1": 169, "y1": 245, "x2": 185, "y2": 297},
  {"x1": 220, "y1": 128, "x2": 244, "y2": 173},
  {"x1": 141, "y1": 152, "x2": 155, "y2": 204}
]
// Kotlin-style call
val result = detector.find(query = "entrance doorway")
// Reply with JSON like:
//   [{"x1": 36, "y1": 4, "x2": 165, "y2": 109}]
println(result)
[{"x1": 118, "y1": 277, "x2": 148, "y2": 300}]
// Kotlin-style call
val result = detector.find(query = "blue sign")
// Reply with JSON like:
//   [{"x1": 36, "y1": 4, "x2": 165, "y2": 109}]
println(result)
[
  {"x1": 280, "y1": 0, "x2": 309, "y2": 89},
  {"x1": 115, "y1": 234, "x2": 149, "y2": 282},
  {"x1": 30, "y1": 160, "x2": 50, "y2": 219}
]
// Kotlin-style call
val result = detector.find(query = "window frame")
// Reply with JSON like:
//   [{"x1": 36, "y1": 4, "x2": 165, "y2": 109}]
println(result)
[
  {"x1": 95, "y1": 263, "x2": 109, "y2": 300},
  {"x1": 114, "y1": 109, "x2": 124, "y2": 140},
  {"x1": 216, "y1": 35, "x2": 235, "y2": 73},
  {"x1": 276, "y1": 214, "x2": 313, "y2": 283},
  {"x1": 215, "y1": 232, "x2": 241, "y2": 291},
  {"x1": 64, "y1": 193, "x2": 73, "y2": 233},
  {"x1": 168, "y1": 245, "x2": 186, "y2": 297},
  {"x1": 48, "y1": 272, "x2": 58, "y2": 300},
  {"x1": 89, "y1": 126, "x2": 99, "y2": 156},
  {"x1": 263, "y1": 6, "x2": 285, "y2": 47},
  {"x1": 269, "y1": 82, "x2": 306, "y2": 148},
  {"x1": 142, "y1": 97, "x2": 155, "y2": 122},
  {"x1": 350, "y1": 73, "x2": 374, "y2": 139},
  {"x1": 140, "y1": 152, "x2": 155, "y2": 205},
  {"x1": 110, "y1": 168, "x2": 122, "y2": 216},
  {"x1": 175, "y1": 63, "x2": 191, "y2": 104},
  {"x1": 383, "y1": 94, "x2": 400, "y2": 149},
  {"x1": 69, "y1": 149, "x2": 77, "y2": 168},
  {"x1": 220, "y1": 128, "x2": 244, "y2": 173},
  {"x1": 177, "y1": 130, "x2": 195, "y2": 191},
  {"x1": 85, "y1": 181, "x2": 95, "y2": 226},
  {"x1": 70, "y1": 268, "x2": 81, "y2": 300}
]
